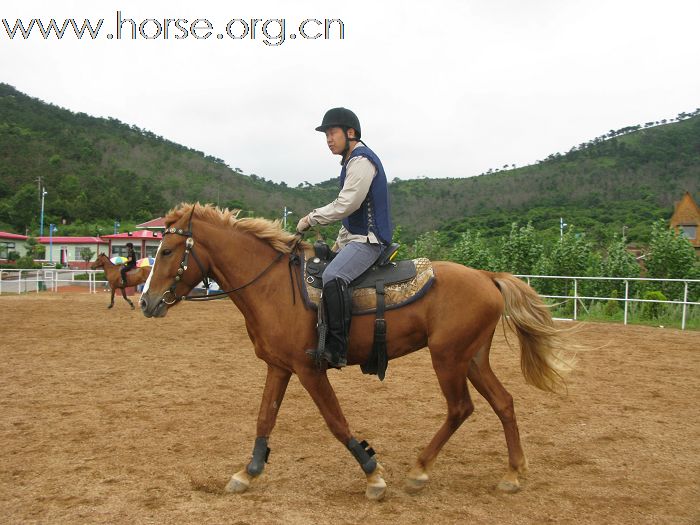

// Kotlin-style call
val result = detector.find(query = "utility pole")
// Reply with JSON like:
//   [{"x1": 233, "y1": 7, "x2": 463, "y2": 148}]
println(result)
[
  {"x1": 40, "y1": 187, "x2": 47, "y2": 236},
  {"x1": 48, "y1": 224, "x2": 58, "y2": 262},
  {"x1": 560, "y1": 217, "x2": 567, "y2": 239},
  {"x1": 283, "y1": 207, "x2": 294, "y2": 230}
]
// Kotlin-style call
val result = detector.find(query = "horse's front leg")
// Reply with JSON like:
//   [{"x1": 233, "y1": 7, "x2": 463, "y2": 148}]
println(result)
[
  {"x1": 108, "y1": 287, "x2": 115, "y2": 308},
  {"x1": 296, "y1": 368, "x2": 387, "y2": 501},
  {"x1": 226, "y1": 364, "x2": 291, "y2": 494}
]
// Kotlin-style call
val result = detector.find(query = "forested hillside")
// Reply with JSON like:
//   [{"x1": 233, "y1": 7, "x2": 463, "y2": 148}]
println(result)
[
  {"x1": 0, "y1": 83, "x2": 698, "y2": 246},
  {"x1": 0, "y1": 83, "x2": 327, "y2": 231},
  {"x1": 390, "y1": 112, "x2": 700, "y2": 242}
]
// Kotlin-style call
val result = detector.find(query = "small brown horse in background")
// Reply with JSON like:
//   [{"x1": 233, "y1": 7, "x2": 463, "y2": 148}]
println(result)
[
  {"x1": 91, "y1": 253, "x2": 151, "y2": 310},
  {"x1": 140, "y1": 203, "x2": 572, "y2": 500}
]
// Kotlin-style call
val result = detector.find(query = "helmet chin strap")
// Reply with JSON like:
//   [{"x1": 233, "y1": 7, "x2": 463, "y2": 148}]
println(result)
[{"x1": 340, "y1": 129, "x2": 365, "y2": 164}]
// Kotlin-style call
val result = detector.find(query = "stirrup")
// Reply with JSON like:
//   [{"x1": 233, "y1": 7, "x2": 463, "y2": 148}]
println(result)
[
  {"x1": 323, "y1": 349, "x2": 347, "y2": 369},
  {"x1": 305, "y1": 347, "x2": 346, "y2": 370}
]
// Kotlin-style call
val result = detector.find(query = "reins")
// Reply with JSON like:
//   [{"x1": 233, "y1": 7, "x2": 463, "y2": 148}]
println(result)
[
  {"x1": 185, "y1": 251, "x2": 285, "y2": 302},
  {"x1": 159, "y1": 205, "x2": 304, "y2": 305}
]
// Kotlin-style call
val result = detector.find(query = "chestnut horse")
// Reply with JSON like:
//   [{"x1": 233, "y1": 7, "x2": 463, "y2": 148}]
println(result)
[
  {"x1": 140, "y1": 203, "x2": 571, "y2": 500},
  {"x1": 91, "y1": 253, "x2": 151, "y2": 309}
]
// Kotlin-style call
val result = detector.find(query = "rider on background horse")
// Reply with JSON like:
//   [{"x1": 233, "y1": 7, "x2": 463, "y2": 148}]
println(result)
[
  {"x1": 121, "y1": 242, "x2": 137, "y2": 286},
  {"x1": 296, "y1": 107, "x2": 393, "y2": 369}
]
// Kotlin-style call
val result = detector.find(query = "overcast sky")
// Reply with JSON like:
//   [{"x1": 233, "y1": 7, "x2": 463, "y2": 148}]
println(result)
[{"x1": 2, "y1": 0, "x2": 699, "y2": 186}]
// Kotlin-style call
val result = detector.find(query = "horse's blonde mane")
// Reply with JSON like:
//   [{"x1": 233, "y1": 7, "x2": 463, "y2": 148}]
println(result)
[{"x1": 164, "y1": 202, "x2": 304, "y2": 253}]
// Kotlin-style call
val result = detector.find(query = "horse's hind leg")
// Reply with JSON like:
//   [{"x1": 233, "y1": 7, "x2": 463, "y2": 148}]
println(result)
[
  {"x1": 406, "y1": 348, "x2": 475, "y2": 493},
  {"x1": 467, "y1": 339, "x2": 528, "y2": 493},
  {"x1": 121, "y1": 286, "x2": 134, "y2": 309}
]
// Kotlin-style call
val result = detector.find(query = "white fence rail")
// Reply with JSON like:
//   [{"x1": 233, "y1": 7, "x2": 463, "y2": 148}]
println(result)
[
  {"x1": 0, "y1": 269, "x2": 109, "y2": 294},
  {"x1": 516, "y1": 275, "x2": 699, "y2": 330},
  {"x1": 2, "y1": 270, "x2": 698, "y2": 330}
]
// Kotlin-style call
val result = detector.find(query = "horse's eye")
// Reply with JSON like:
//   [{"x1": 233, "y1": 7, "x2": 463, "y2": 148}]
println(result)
[{"x1": 162, "y1": 249, "x2": 172, "y2": 256}]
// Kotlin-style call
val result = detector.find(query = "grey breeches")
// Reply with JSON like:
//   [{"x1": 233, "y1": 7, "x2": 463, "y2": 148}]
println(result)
[{"x1": 322, "y1": 242, "x2": 383, "y2": 285}]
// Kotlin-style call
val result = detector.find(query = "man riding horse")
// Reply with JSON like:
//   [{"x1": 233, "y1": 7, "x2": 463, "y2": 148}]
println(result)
[
  {"x1": 121, "y1": 242, "x2": 137, "y2": 286},
  {"x1": 296, "y1": 107, "x2": 393, "y2": 370}
]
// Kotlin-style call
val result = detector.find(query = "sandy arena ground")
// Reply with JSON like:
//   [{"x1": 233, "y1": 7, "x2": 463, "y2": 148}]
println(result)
[{"x1": 0, "y1": 293, "x2": 698, "y2": 524}]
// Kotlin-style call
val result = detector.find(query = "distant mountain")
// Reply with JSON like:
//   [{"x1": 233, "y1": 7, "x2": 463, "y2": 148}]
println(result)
[
  {"x1": 389, "y1": 110, "x2": 700, "y2": 242},
  {"x1": 0, "y1": 83, "x2": 329, "y2": 231},
  {"x1": 1, "y1": 83, "x2": 698, "y2": 244}
]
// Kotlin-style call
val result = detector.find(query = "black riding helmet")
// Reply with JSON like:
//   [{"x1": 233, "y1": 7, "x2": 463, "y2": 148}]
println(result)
[
  {"x1": 315, "y1": 107, "x2": 364, "y2": 162},
  {"x1": 315, "y1": 107, "x2": 361, "y2": 138}
]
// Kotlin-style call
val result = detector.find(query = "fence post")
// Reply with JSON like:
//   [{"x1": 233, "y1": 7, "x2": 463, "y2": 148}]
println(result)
[
  {"x1": 681, "y1": 281, "x2": 688, "y2": 331},
  {"x1": 624, "y1": 280, "x2": 629, "y2": 326},
  {"x1": 573, "y1": 278, "x2": 578, "y2": 320}
]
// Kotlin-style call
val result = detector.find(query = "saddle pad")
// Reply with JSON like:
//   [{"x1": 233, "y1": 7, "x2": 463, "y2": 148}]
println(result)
[{"x1": 303, "y1": 257, "x2": 436, "y2": 315}]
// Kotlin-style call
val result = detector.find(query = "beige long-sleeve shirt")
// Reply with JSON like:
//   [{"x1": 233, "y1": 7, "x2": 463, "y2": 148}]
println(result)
[{"x1": 307, "y1": 143, "x2": 379, "y2": 248}]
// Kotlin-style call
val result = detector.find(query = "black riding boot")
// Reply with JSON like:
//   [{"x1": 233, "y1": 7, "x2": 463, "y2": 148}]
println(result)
[{"x1": 321, "y1": 278, "x2": 352, "y2": 368}]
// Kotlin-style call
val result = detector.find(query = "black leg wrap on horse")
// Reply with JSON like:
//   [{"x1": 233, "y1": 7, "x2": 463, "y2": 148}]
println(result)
[
  {"x1": 347, "y1": 437, "x2": 377, "y2": 474},
  {"x1": 246, "y1": 436, "x2": 270, "y2": 476}
]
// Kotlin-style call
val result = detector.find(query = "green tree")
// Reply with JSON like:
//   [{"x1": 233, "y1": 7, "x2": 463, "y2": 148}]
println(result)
[
  {"x1": 1, "y1": 184, "x2": 38, "y2": 231},
  {"x1": 536, "y1": 228, "x2": 595, "y2": 277},
  {"x1": 645, "y1": 220, "x2": 699, "y2": 299},
  {"x1": 411, "y1": 230, "x2": 448, "y2": 261},
  {"x1": 499, "y1": 222, "x2": 543, "y2": 274},
  {"x1": 450, "y1": 230, "x2": 497, "y2": 270},
  {"x1": 80, "y1": 247, "x2": 95, "y2": 275},
  {"x1": 533, "y1": 227, "x2": 597, "y2": 298},
  {"x1": 25, "y1": 236, "x2": 44, "y2": 259},
  {"x1": 597, "y1": 235, "x2": 641, "y2": 297},
  {"x1": 391, "y1": 225, "x2": 411, "y2": 260}
]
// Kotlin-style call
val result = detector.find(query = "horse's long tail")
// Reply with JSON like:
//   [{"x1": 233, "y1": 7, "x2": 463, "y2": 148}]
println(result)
[{"x1": 491, "y1": 273, "x2": 574, "y2": 393}]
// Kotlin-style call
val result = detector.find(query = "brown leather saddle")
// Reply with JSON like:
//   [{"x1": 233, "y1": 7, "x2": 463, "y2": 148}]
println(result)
[{"x1": 301, "y1": 241, "x2": 435, "y2": 380}]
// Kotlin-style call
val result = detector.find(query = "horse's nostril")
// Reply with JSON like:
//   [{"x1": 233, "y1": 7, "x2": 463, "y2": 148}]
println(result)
[{"x1": 139, "y1": 298, "x2": 147, "y2": 310}]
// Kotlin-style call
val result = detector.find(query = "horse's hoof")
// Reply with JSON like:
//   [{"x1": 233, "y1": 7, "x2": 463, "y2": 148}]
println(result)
[
  {"x1": 365, "y1": 463, "x2": 387, "y2": 501},
  {"x1": 224, "y1": 470, "x2": 251, "y2": 494},
  {"x1": 130, "y1": 304, "x2": 135, "y2": 310},
  {"x1": 366, "y1": 479, "x2": 386, "y2": 501},
  {"x1": 497, "y1": 479, "x2": 520, "y2": 493},
  {"x1": 107, "y1": 305, "x2": 113, "y2": 309},
  {"x1": 405, "y1": 472, "x2": 429, "y2": 494}
]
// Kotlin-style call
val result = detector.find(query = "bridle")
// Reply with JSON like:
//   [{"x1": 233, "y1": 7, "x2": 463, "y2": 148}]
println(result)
[
  {"x1": 160, "y1": 206, "x2": 212, "y2": 305},
  {"x1": 158, "y1": 204, "x2": 299, "y2": 305}
]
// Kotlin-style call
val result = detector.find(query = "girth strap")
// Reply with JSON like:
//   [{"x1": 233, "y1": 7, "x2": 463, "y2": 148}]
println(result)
[{"x1": 361, "y1": 279, "x2": 388, "y2": 380}]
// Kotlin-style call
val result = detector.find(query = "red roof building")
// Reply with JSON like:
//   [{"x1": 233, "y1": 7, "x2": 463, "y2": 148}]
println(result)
[
  {"x1": 0, "y1": 231, "x2": 28, "y2": 241},
  {"x1": 0, "y1": 231, "x2": 28, "y2": 260},
  {"x1": 136, "y1": 217, "x2": 166, "y2": 230},
  {"x1": 101, "y1": 230, "x2": 163, "y2": 259},
  {"x1": 37, "y1": 236, "x2": 109, "y2": 268}
]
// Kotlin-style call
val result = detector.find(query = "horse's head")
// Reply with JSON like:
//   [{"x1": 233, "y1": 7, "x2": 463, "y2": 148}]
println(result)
[
  {"x1": 90, "y1": 253, "x2": 107, "y2": 270},
  {"x1": 139, "y1": 206, "x2": 211, "y2": 318}
]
